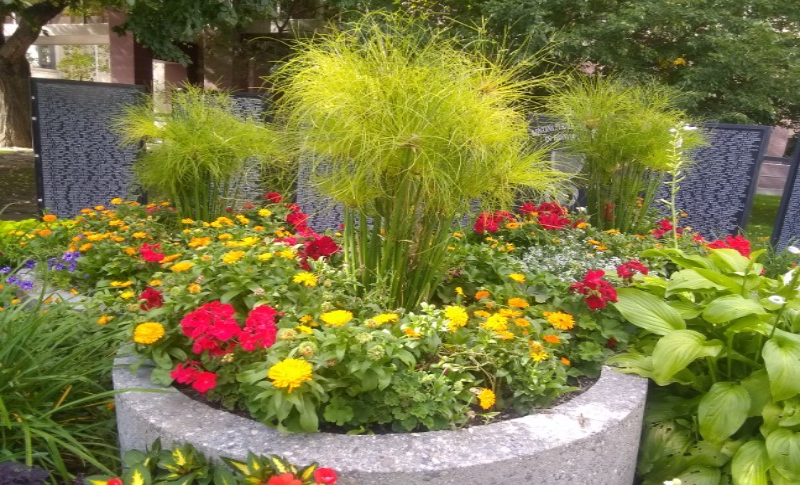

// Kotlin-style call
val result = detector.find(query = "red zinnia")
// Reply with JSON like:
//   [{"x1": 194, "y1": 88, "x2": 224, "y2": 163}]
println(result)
[
  {"x1": 139, "y1": 242, "x2": 165, "y2": 263},
  {"x1": 139, "y1": 287, "x2": 164, "y2": 311},
  {"x1": 304, "y1": 235, "x2": 340, "y2": 260},
  {"x1": 264, "y1": 192, "x2": 283, "y2": 203},
  {"x1": 314, "y1": 467, "x2": 338, "y2": 484}
]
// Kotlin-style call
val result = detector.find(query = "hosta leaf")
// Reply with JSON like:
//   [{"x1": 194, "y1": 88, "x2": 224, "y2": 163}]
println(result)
[
  {"x1": 708, "y1": 248, "x2": 751, "y2": 274},
  {"x1": 666, "y1": 269, "x2": 728, "y2": 295},
  {"x1": 651, "y1": 330, "x2": 722, "y2": 385},
  {"x1": 613, "y1": 288, "x2": 686, "y2": 335},
  {"x1": 762, "y1": 336, "x2": 800, "y2": 401},
  {"x1": 675, "y1": 465, "x2": 722, "y2": 485},
  {"x1": 766, "y1": 428, "x2": 800, "y2": 481},
  {"x1": 741, "y1": 370, "x2": 772, "y2": 417},
  {"x1": 702, "y1": 295, "x2": 765, "y2": 324},
  {"x1": 698, "y1": 382, "x2": 750, "y2": 442},
  {"x1": 731, "y1": 440, "x2": 769, "y2": 485},
  {"x1": 606, "y1": 352, "x2": 654, "y2": 379},
  {"x1": 693, "y1": 268, "x2": 743, "y2": 293}
]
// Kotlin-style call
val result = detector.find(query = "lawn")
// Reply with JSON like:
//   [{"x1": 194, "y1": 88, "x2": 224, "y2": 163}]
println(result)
[{"x1": 744, "y1": 193, "x2": 782, "y2": 244}]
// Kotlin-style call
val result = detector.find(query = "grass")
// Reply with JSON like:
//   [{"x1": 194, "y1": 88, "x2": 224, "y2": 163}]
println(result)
[{"x1": 744, "y1": 193, "x2": 782, "y2": 244}]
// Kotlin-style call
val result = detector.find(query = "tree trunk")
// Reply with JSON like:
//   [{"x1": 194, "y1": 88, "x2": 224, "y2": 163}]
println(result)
[{"x1": 0, "y1": 55, "x2": 33, "y2": 148}]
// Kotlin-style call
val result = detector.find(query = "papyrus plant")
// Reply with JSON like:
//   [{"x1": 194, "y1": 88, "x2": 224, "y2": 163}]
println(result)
[
  {"x1": 272, "y1": 13, "x2": 568, "y2": 309},
  {"x1": 609, "y1": 247, "x2": 800, "y2": 485},
  {"x1": 549, "y1": 77, "x2": 704, "y2": 233},
  {"x1": 116, "y1": 86, "x2": 289, "y2": 221}
]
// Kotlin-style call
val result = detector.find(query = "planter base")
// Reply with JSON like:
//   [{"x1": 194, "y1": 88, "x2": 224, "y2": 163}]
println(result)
[{"x1": 114, "y1": 356, "x2": 646, "y2": 485}]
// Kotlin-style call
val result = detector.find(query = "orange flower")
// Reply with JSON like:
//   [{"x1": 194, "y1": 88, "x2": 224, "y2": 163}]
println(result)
[
  {"x1": 543, "y1": 334, "x2": 561, "y2": 344},
  {"x1": 38, "y1": 229, "x2": 52, "y2": 237},
  {"x1": 42, "y1": 214, "x2": 57, "y2": 223},
  {"x1": 513, "y1": 318, "x2": 530, "y2": 327},
  {"x1": 560, "y1": 357, "x2": 571, "y2": 366},
  {"x1": 507, "y1": 297, "x2": 529, "y2": 309},
  {"x1": 475, "y1": 290, "x2": 490, "y2": 300}
]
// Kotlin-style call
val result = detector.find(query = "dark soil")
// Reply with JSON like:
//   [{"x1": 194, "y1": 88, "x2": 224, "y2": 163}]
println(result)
[
  {"x1": 176, "y1": 374, "x2": 599, "y2": 435},
  {"x1": 0, "y1": 149, "x2": 38, "y2": 221}
]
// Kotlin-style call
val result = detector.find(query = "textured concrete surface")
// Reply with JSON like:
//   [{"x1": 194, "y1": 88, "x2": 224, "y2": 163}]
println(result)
[{"x1": 114, "y1": 356, "x2": 647, "y2": 485}]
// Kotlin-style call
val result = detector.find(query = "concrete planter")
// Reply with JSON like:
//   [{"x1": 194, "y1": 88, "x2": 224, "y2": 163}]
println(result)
[{"x1": 114, "y1": 355, "x2": 647, "y2": 485}]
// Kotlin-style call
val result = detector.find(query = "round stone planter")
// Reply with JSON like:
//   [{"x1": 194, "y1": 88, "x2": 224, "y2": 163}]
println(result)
[{"x1": 114, "y1": 354, "x2": 647, "y2": 485}]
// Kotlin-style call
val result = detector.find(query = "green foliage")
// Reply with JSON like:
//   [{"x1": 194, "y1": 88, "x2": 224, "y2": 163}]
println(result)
[
  {"x1": 115, "y1": 86, "x2": 289, "y2": 221},
  {"x1": 548, "y1": 76, "x2": 705, "y2": 232},
  {"x1": 608, "y1": 247, "x2": 800, "y2": 484},
  {"x1": 272, "y1": 12, "x2": 568, "y2": 309},
  {"x1": 58, "y1": 45, "x2": 106, "y2": 82},
  {"x1": 0, "y1": 292, "x2": 126, "y2": 482}
]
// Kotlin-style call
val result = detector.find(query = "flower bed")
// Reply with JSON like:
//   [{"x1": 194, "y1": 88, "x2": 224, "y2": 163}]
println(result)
[{"x1": 113, "y1": 354, "x2": 647, "y2": 485}]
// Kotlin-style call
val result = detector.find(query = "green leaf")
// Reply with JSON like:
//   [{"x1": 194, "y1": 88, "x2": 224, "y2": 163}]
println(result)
[
  {"x1": 702, "y1": 295, "x2": 765, "y2": 324},
  {"x1": 762, "y1": 336, "x2": 800, "y2": 401},
  {"x1": 651, "y1": 330, "x2": 722, "y2": 385},
  {"x1": 151, "y1": 347, "x2": 172, "y2": 369},
  {"x1": 731, "y1": 440, "x2": 770, "y2": 485},
  {"x1": 698, "y1": 382, "x2": 750, "y2": 442},
  {"x1": 669, "y1": 300, "x2": 703, "y2": 320},
  {"x1": 741, "y1": 370, "x2": 772, "y2": 417},
  {"x1": 709, "y1": 248, "x2": 751, "y2": 274},
  {"x1": 675, "y1": 465, "x2": 722, "y2": 485},
  {"x1": 150, "y1": 367, "x2": 174, "y2": 387},
  {"x1": 123, "y1": 464, "x2": 152, "y2": 485},
  {"x1": 666, "y1": 269, "x2": 728, "y2": 295},
  {"x1": 766, "y1": 428, "x2": 800, "y2": 481},
  {"x1": 606, "y1": 352, "x2": 654, "y2": 379},
  {"x1": 298, "y1": 397, "x2": 319, "y2": 432},
  {"x1": 213, "y1": 467, "x2": 240, "y2": 485},
  {"x1": 693, "y1": 268, "x2": 744, "y2": 293},
  {"x1": 613, "y1": 288, "x2": 686, "y2": 335}
]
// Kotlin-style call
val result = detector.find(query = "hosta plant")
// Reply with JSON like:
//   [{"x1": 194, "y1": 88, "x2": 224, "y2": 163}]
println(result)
[{"x1": 609, "y1": 245, "x2": 800, "y2": 485}]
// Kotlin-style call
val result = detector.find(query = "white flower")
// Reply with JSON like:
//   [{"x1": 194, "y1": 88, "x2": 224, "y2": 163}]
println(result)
[
  {"x1": 769, "y1": 295, "x2": 787, "y2": 305},
  {"x1": 663, "y1": 480, "x2": 683, "y2": 485},
  {"x1": 682, "y1": 125, "x2": 698, "y2": 131},
  {"x1": 787, "y1": 246, "x2": 800, "y2": 255}
]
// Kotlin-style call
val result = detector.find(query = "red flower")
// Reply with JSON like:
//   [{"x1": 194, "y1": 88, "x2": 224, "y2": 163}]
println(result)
[
  {"x1": 180, "y1": 301, "x2": 241, "y2": 355},
  {"x1": 473, "y1": 211, "x2": 514, "y2": 233},
  {"x1": 267, "y1": 473, "x2": 302, "y2": 485},
  {"x1": 537, "y1": 212, "x2": 570, "y2": 230},
  {"x1": 605, "y1": 337, "x2": 618, "y2": 349},
  {"x1": 287, "y1": 211, "x2": 309, "y2": 229},
  {"x1": 139, "y1": 287, "x2": 164, "y2": 311},
  {"x1": 304, "y1": 235, "x2": 340, "y2": 260},
  {"x1": 652, "y1": 219, "x2": 684, "y2": 239},
  {"x1": 242, "y1": 202, "x2": 255, "y2": 210},
  {"x1": 106, "y1": 479, "x2": 124, "y2": 485},
  {"x1": 171, "y1": 362, "x2": 200, "y2": 384},
  {"x1": 616, "y1": 260, "x2": 649, "y2": 279},
  {"x1": 191, "y1": 371, "x2": 217, "y2": 393},
  {"x1": 139, "y1": 243, "x2": 164, "y2": 263},
  {"x1": 570, "y1": 269, "x2": 618, "y2": 310},
  {"x1": 518, "y1": 202, "x2": 537, "y2": 215},
  {"x1": 240, "y1": 305, "x2": 278, "y2": 351},
  {"x1": 707, "y1": 235, "x2": 751, "y2": 257},
  {"x1": 535, "y1": 202, "x2": 566, "y2": 215},
  {"x1": 264, "y1": 192, "x2": 283, "y2": 203},
  {"x1": 314, "y1": 467, "x2": 338, "y2": 484}
]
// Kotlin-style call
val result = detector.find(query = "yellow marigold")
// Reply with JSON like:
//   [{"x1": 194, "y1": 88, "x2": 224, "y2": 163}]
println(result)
[
  {"x1": 257, "y1": 252, "x2": 274, "y2": 261},
  {"x1": 253, "y1": 226, "x2": 264, "y2": 232},
  {"x1": 38, "y1": 229, "x2": 52, "y2": 237},
  {"x1": 187, "y1": 283, "x2": 201, "y2": 294},
  {"x1": 112, "y1": 236, "x2": 125, "y2": 243},
  {"x1": 576, "y1": 222, "x2": 589, "y2": 229},
  {"x1": 97, "y1": 314, "x2": 113, "y2": 325},
  {"x1": 297, "y1": 325, "x2": 313, "y2": 334},
  {"x1": 94, "y1": 205, "x2": 105, "y2": 211},
  {"x1": 452, "y1": 232, "x2": 464, "y2": 238},
  {"x1": 149, "y1": 279, "x2": 163, "y2": 287},
  {"x1": 546, "y1": 312, "x2": 575, "y2": 331},
  {"x1": 372, "y1": 313, "x2": 399, "y2": 325},
  {"x1": 543, "y1": 334, "x2": 561, "y2": 344},
  {"x1": 320, "y1": 310, "x2": 353, "y2": 327},
  {"x1": 278, "y1": 248, "x2": 296, "y2": 259},
  {"x1": 507, "y1": 297, "x2": 529, "y2": 309},
  {"x1": 481, "y1": 314, "x2": 508, "y2": 332},
  {"x1": 403, "y1": 327, "x2": 421, "y2": 338},
  {"x1": 475, "y1": 290, "x2": 490, "y2": 300},
  {"x1": 496, "y1": 330, "x2": 515, "y2": 340},
  {"x1": 455, "y1": 287, "x2": 464, "y2": 296},
  {"x1": 160, "y1": 254, "x2": 181, "y2": 264},
  {"x1": 514, "y1": 318, "x2": 530, "y2": 327},
  {"x1": 268, "y1": 358, "x2": 313, "y2": 393},
  {"x1": 87, "y1": 233, "x2": 107, "y2": 242},
  {"x1": 80, "y1": 208, "x2": 93, "y2": 214},
  {"x1": 222, "y1": 251, "x2": 246, "y2": 264},
  {"x1": 110, "y1": 280, "x2": 133, "y2": 288},
  {"x1": 293, "y1": 272, "x2": 318, "y2": 287},
  {"x1": 160, "y1": 201, "x2": 170, "y2": 207},
  {"x1": 189, "y1": 237, "x2": 212, "y2": 248},
  {"x1": 258, "y1": 208, "x2": 272, "y2": 217},
  {"x1": 217, "y1": 233, "x2": 233, "y2": 240},
  {"x1": 170, "y1": 261, "x2": 195, "y2": 272},
  {"x1": 132, "y1": 232, "x2": 147, "y2": 239},
  {"x1": 508, "y1": 273, "x2": 526, "y2": 284},
  {"x1": 79, "y1": 243, "x2": 93, "y2": 252},
  {"x1": 529, "y1": 341, "x2": 549, "y2": 362},
  {"x1": 110, "y1": 198, "x2": 123, "y2": 205},
  {"x1": 444, "y1": 306, "x2": 469, "y2": 331},
  {"x1": 498, "y1": 308, "x2": 522, "y2": 318},
  {"x1": 505, "y1": 222, "x2": 520, "y2": 230},
  {"x1": 236, "y1": 215, "x2": 250, "y2": 224},
  {"x1": 605, "y1": 228, "x2": 620, "y2": 235},
  {"x1": 477, "y1": 388, "x2": 495, "y2": 410},
  {"x1": 587, "y1": 239, "x2": 601, "y2": 246},
  {"x1": 182, "y1": 218, "x2": 195, "y2": 224},
  {"x1": 134, "y1": 322, "x2": 165, "y2": 345},
  {"x1": 299, "y1": 315, "x2": 314, "y2": 323},
  {"x1": 123, "y1": 247, "x2": 137, "y2": 256},
  {"x1": 42, "y1": 214, "x2": 57, "y2": 223},
  {"x1": 119, "y1": 291, "x2": 135, "y2": 300},
  {"x1": 474, "y1": 310, "x2": 491, "y2": 318}
]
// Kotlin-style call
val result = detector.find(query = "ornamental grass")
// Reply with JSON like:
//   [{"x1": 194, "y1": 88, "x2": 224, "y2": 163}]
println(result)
[{"x1": 271, "y1": 13, "x2": 568, "y2": 310}]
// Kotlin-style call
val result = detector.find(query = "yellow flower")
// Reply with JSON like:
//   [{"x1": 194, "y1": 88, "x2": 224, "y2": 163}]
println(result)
[
  {"x1": 507, "y1": 297, "x2": 529, "y2": 309},
  {"x1": 11, "y1": 298, "x2": 21, "y2": 305},
  {"x1": 444, "y1": 306, "x2": 469, "y2": 331},
  {"x1": 595, "y1": 245, "x2": 608, "y2": 251},
  {"x1": 321, "y1": 310, "x2": 354, "y2": 327},
  {"x1": 253, "y1": 225, "x2": 264, "y2": 232},
  {"x1": 94, "y1": 205, "x2": 105, "y2": 211},
  {"x1": 160, "y1": 254, "x2": 181, "y2": 264},
  {"x1": 513, "y1": 318, "x2": 530, "y2": 327},
  {"x1": 133, "y1": 322, "x2": 165, "y2": 345},
  {"x1": 498, "y1": 308, "x2": 522, "y2": 318},
  {"x1": 182, "y1": 218, "x2": 195, "y2": 224},
  {"x1": 508, "y1": 273, "x2": 526, "y2": 284},
  {"x1": 481, "y1": 314, "x2": 508, "y2": 332},
  {"x1": 529, "y1": 341, "x2": 549, "y2": 362},
  {"x1": 403, "y1": 327, "x2": 421, "y2": 338},
  {"x1": 673, "y1": 57, "x2": 686, "y2": 66},
  {"x1": 477, "y1": 388, "x2": 495, "y2": 410},
  {"x1": 217, "y1": 233, "x2": 233, "y2": 240},
  {"x1": 576, "y1": 222, "x2": 589, "y2": 229},
  {"x1": 110, "y1": 198, "x2": 123, "y2": 205},
  {"x1": 97, "y1": 314, "x2": 113, "y2": 325},
  {"x1": 110, "y1": 280, "x2": 133, "y2": 288},
  {"x1": 268, "y1": 358, "x2": 313, "y2": 393},
  {"x1": 132, "y1": 232, "x2": 147, "y2": 239},
  {"x1": 292, "y1": 272, "x2": 318, "y2": 287},
  {"x1": 587, "y1": 239, "x2": 601, "y2": 246},
  {"x1": 170, "y1": 261, "x2": 195, "y2": 272},
  {"x1": 189, "y1": 237, "x2": 212, "y2": 248},
  {"x1": 452, "y1": 232, "x2": 464, "y2": 238},
  {"x1": 123, "y1": 247, "x2": 137, "y2": 256},
  {"x1": 605, "y1": 228, "x2": 620, "y2": 235},
  {"x1": 119, "y1": 291, "x2": 135, "y2": 300},
  {"x1": 372, "y1": 313, "x2": 399, "y2": 325},
  {"x1": 297, "y1": 325, "x2": 313, "y2": 334},
  {"x1": 222, "y1": 251, "x2": 246, "y2": 264},
  {"x1": 546, "y1": 312, "x2": 575, "y2": 331},
  {"x1": 496, "y1": 330, "x2": 515, "y2": 340},
  {"x1": 187, "y1": 283, "x2": 201, "y2": 294},
  {"x1": 236, "y1": 215, "x2": 250, "y2": 225},
  {"x1": 42, "y1": 214, "x2": 57, "y2": 223},
  {"x1": 475, "y1": 290, "x2": 490, "y2": 300},
  {"x1": 257, "y1": 252, "x2": 274, "y2": 261},
  {"x1": 149, "y1": 279, "x2": 163, "y2": 287},
  {"x1": 543, "y1": 334, "x2": 561, "y2": 344},
  {"x1": 455, "y1": 287, "x2": 464, "y2": 296},
  {"x1": 561, "y1": 357, "x2": 571, "y2": 366},
  {"x1": 278, "y1": 248, "x2": 297, "y2": 259},
  {"x1": 258, "y1": 208, "x2": 272, "y2": 217},
  {"x1": 473, "y1": 310, "x2": 491, "y2": 318},
  {"x1": 505, "y1": 222, "x2": 520, "y2": 230}
]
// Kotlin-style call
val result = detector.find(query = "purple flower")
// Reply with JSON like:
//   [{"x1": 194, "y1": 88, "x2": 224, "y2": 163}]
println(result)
[
  {"x1": 61, "y1": 251, "x2": 80, "y2": 262},
  {"x1": 54, "y1": 263, "x2": 65, "y2": 271},
  {"x1": 47, "y1": 257, "x2": 57, "y2": 270},
  {"x1": 19, "y1": 280, "x2": 34, "y2": 291},
  {"x1": 68, "y1": 262, "x2": 77, "y2": 272},
  {"x1": 0, "y1": 267, "x2": 10, "y2": 274},
  {"x1": 23, "y1": 260, "x2": 36, "y2": 269},
  {"x1": 7, "y1": 275, "x2": 19, "y2": 285}
]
